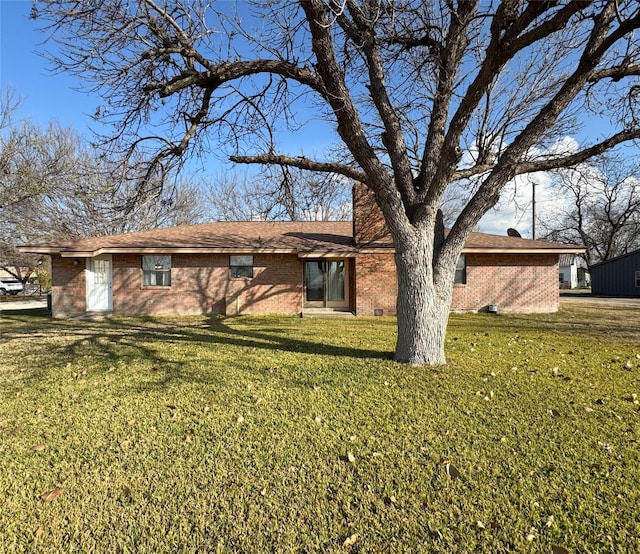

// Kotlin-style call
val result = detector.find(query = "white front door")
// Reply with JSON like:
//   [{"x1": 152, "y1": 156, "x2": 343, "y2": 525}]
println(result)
[{"x1": 86, "y1": 255, "x2": 113, "y2": 311}]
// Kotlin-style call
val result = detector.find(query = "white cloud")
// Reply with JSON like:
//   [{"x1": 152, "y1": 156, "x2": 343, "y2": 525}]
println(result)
[{"x1": 475, "y1": 138, "x2": 579, "y2": 237}]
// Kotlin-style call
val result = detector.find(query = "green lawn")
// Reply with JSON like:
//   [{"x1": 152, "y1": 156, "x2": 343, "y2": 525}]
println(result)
[{"x1": 1, "y1": 304, "x2": 639, "y2": 553}]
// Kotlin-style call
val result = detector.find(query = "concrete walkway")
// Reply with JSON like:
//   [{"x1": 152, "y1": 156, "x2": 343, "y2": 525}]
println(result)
[{"x1": 0, "y1": 299, "x2": 47, "y2": 312}]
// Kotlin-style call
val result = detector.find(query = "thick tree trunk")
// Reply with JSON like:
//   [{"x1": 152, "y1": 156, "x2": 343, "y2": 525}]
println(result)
[{"x1": 393, "y1": 232, "x2": 453, "y2": 366}]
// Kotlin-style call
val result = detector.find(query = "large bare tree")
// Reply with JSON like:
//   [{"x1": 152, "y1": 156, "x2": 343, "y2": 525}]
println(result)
[{"x1": 34, "y1": 0, "x2": 640, "y2": 365}]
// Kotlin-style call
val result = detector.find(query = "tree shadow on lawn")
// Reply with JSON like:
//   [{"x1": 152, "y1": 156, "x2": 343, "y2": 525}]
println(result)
[
  {"x1": 97, "y1": 315, "x2": 394, "y2": 368},
  {"x1": 201, "y1": 315, "x2": 394, "y2": 357},
  {"x1": 1, "y1": 311, "x2": 394, "y2": 392},
  {"x1": 448, "y1": 304, "x2": 640, "y2": 341}
]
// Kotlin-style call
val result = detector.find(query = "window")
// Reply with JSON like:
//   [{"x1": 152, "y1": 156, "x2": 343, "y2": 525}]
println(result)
[
  {"x1": 636, "y1": 271, "x2": 640, "y2": 288},
  {"x1": 454, "y1": 255, "x2": 466, "y2": 285},
  {"x1": 143, "y1": 255, "x2": 171, "y2": 286},
  {"x1": 230, "y1": 255, "x2": 253, "y2": 278}
]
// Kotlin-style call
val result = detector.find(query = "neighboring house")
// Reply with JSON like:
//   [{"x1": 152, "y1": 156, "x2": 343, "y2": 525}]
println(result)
[
  {"x1": 590, "y1": 249, "x2": 640, "y2": 297},
  {"x1": 19, "y1": 186, "x2": 583, "y2": 318},
  {"x1": 578, "y1": 265, "x2": 591, "y2": 289},
  {"x1": 559, "y1": 254, "x2": 578, "y2": 289},
  {"x1": 559, "y1": 255, "x2": 590, "y2": 289}
]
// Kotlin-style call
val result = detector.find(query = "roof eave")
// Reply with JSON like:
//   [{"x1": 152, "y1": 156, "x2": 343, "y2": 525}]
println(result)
[
  {"x1": 17, "y1": 246, "x2": 70, "y2": 255},
  {"x1": 298, "y1": 250, "x2": 357, "y2": 258},
  {"x1": 462, "y1": 247, "x2": 586, "y2": 255}
]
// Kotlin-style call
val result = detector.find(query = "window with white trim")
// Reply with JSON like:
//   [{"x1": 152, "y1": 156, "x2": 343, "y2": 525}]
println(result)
[
  {"x1": 454, "y1": 255, "x2": 466, "y2": 285},
  {"x1": 635, "y1": 270, "x2": 640, "y2": 288},
  {"x1": 230, "y1": 255, "x2": 254, "y2": 278},
  {"x1": 142, "y1": 255, "x2": 171, "y2": 286}
]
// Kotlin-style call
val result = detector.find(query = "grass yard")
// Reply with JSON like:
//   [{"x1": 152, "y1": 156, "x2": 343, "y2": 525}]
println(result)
[{"x1": 1, "y1": 303, "x2": 639, "y2": 553}]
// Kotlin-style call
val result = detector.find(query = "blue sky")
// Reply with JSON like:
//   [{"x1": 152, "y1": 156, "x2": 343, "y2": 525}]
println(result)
[
  {"x1": 0, "y1": 2, "x2": 572, "y2": 237},
  {"x1": 0, "y1": 1, "x2": 99, "y2": 133},
  {"x1": 1, "y1": 1, "x2": 639, "y2": 236},
  {"x1": 0, "y1": 1, "x2": 339, "y2": 182}
]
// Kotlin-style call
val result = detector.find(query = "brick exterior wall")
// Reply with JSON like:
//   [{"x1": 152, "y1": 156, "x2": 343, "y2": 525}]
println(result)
[
  {"x1": 50, "y1": 255, "x2": 86, "y2": 317},
  {"x1": 51, "y1": 253, "x2": 303, "y2": 317},
  {"x1": 352, "y1": 184, "x2": 560, "y2": 315},
  {"x1": 353, "y1": 251, "x2": 560, "y2": 316},
  {"x1": 452, "y1": 253, "x2": 560, "y2": 313},
  {"x1": 353, "y1": 182, "x2": 393, "y2": 245},
  {"x1": 48, "y1": 184, "x2": 560, "y2": 317},
  {"x1": 354, "y1": 253, "x2": 398, "y2": 316}
]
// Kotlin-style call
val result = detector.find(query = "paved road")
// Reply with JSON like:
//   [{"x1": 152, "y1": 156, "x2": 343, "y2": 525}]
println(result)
[
  {"x1": 560, "y1": 291, "x2": 640, "y2": 307},
  {"x1": 0, "y1": 299, "x2": 47, "y2": 312}
]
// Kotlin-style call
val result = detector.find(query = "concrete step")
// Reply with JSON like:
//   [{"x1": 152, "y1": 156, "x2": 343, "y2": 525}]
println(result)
[{"x1": 302, "y1": 308, "x2": 354, "y2": 318}]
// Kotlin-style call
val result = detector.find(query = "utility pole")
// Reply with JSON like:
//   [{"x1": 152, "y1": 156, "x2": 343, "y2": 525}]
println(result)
[{"x1": 532, "y1": 181, "x2": 537, "y2": 240}]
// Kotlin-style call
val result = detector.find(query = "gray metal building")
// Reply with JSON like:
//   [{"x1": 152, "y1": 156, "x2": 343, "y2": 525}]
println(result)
[{"x1": 590, "y1": 249, "x2": 640, "y2": 296}]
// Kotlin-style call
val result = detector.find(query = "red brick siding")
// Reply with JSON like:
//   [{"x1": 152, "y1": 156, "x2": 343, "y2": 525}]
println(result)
[
  {"x1": 49, "y1": 236, "x2": 560, "y2": 317},
  {"x1": 51, "y1": 255, "x2": 86, "y2": 317},
  {"x1": 348, "y1": 258, "x2": 357, "y2": 313},
  {"x1": 223, "y1": 254, "x2": 302, "y2": 315},
  {"x1": 355, "y1": 252, "x2": 560, "y2": 315},
  {"x1": 355, "y1": 253, "x2": 398, "y2": 316},
  {"x1": 353, "y1": 182, "x2": 393, "y2": 245},
  {"x1": 111, "y1": 254, "x2": 226, "y2": 316},
  {"x1": 452, "y1": 253, "x2": 559, "y2": 313},
  {"x1": 52, "y1": 253, "x2": 303, "y2": 317}
]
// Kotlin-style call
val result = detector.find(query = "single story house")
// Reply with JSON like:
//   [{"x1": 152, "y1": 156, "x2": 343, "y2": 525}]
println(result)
[
  {"x1": 590, "y1": 249, "x2": 640, "y2": 297},
  {"x1": 19, "y1": 187, "x2": 583, "y2": 318}
]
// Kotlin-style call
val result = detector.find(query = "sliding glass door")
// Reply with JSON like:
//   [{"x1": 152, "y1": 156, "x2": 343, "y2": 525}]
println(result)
[{"x1": 304, "y1": 259, "x2": 348, "y2": 308}]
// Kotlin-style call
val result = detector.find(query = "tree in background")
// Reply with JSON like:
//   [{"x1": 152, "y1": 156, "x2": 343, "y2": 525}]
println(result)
[
  {"x1": 34, "y1": 1, "x2": 640, "y2": 365},
  {"x1": 540, "y1": 157, "x2": 640, "y2": 267},
  {"x1": 0, "y1": 95, "x2": 204, "y2": 282},
  {"x1": 207, "y1": 166, "x2": 351, "y2": 222}
]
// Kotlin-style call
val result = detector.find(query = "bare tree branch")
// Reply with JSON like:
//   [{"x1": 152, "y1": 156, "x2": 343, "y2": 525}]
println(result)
[
  {"x1": 230, "y1": 153, "x2": 367, "y2": 183},
  {"x1": 32, "y1": 0, "x2": 640, "y2": 365}
]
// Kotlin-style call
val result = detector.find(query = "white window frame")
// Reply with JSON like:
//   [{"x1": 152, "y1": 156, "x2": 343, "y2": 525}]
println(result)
[
  {"x1": 142, "y1": 255, "x2": 171, "y2": 286},
  {"x1": 454, "y1": 255, "x2": 466, "y2": 285},
  {"x1": 230, "y1": 255, "x2": 254, "y2": 279}
]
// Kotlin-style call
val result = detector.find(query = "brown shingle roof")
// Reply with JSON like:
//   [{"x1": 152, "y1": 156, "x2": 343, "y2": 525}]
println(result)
[
  {"x1": 20, "y1": 221, "x2": 355, "y2": 257},
  {"x1": 461, "y1": 230, "x2": 582, "y2": 253},
  {"x1": 19, "y1": 220, "x2": 582, "y2": 257}
]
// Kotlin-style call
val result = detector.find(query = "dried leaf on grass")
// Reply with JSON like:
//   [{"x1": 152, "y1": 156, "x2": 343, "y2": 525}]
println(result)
[
  {"x1": 343, "y1": 534, "x2": 358, "y2": 547},
  {"x1": 32, "y1": 444, "x2": 47, "y2": 452},
  {"x1": 41, "y1": 488, "x2": 64, "y2": 503}
]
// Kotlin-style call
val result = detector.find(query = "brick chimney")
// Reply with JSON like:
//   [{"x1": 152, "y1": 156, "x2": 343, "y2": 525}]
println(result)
[{"x1": 352, "y1": 182, "x2": 393, "y2": 246}]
